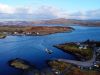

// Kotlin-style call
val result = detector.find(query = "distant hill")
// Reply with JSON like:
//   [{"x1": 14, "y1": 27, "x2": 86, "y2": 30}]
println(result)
[
  {"x1": 32, "y1": 18, "x2": 79, "y2": 24},
  {"x1": 0, "y1": 18, "x2": 100, "y2": 26},
  {"x1": 33, "y1": 18, "x2": 100, "y2": 26},
  {"x1": 0, "y1": 21, "x2": 33, "y2": 26}
]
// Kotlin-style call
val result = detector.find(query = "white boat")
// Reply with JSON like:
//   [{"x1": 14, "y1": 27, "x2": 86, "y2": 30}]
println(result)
[{"x1": 45, "y1": 48, "x2": 53, "y2": 54}]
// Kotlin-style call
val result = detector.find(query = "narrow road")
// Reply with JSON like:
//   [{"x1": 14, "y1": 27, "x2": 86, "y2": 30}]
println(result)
[{"x1": 58, "y1": 48, "x2": 96, "y2": 67}]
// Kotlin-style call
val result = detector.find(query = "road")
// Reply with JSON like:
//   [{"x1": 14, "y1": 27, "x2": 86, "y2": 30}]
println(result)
[{"x1": 58, "y1": 48, "x2": 96, "y2": 67}]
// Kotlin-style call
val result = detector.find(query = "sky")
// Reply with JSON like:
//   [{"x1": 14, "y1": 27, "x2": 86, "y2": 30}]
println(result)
[{"x1": 0, "y1": 0, "x2": 100, "y2": 20}]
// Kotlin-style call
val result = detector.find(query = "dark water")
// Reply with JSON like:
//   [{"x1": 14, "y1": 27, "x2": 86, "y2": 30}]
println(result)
[{"x1": 0, "y1": 25, "x2": 100, "y2": 75}]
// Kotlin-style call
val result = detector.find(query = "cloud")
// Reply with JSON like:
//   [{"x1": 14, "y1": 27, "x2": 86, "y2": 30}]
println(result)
[
  {"x1": 0, "y1": 3, "x2": 15, "y2": 14},
  {"x1": 0, "y1": 4, "x2": 68, "y2": 20},
  {"x1": 86, "y1": 9, "x2": 100, "y2": 19},
  {"x1": 70, "y1": 9, "x2": 100, "y2": 20},
  {"x1": 32, "y1": 6, "x2": 69, "y2": 19},
  {"x1": 69, "y1": 11, "x2": 88, "y2": 20},
  {"x1": 0, "y1": 3, "x2": 100, "y2": 20},
  {"x1": 31, "y1": 6, "x2": 58, "y2": 19}
]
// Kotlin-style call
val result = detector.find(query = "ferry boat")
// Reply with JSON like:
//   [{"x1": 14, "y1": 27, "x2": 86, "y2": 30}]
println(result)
[{"x1": 45, "y1": 48, "x2": 53, "y2": 54}]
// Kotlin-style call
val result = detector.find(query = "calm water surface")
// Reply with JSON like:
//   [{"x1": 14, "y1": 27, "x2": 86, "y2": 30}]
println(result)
[{"x1": 0, "y1": 25, "x2": 100, "y2": 75}]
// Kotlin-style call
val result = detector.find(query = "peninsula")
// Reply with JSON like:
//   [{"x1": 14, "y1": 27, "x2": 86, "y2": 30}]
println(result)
[
  {"x1": 0, "y1": 26, "x2": 73, "y2": 36},
  {"x1": 54, "y1": 40, "x2": 100, "y2": 61}
]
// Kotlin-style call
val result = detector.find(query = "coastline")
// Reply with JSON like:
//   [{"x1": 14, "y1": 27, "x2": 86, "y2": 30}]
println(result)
[{"x1": 0, "y1": 26, "x2": 74, "y2": 36}]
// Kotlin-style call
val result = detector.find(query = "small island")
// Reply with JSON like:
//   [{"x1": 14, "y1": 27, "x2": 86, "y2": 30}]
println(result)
[
  {"x1": 8, "y1": 58, "x2": 34, "y2": 70},
  {"x1": 0, "y1": 26, "x2": 74, "y2": 36},
  {"x1": 8, "y1": 58, "x2": 54, "y2": 75}
]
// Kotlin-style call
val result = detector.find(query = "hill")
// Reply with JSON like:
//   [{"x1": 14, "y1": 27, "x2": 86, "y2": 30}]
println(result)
[{"x1": 0, "y1": 18, "x2": 100, "y2": 26}]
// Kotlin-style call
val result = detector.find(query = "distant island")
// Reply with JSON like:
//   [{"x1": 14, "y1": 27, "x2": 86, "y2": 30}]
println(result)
[{"x1": 0, "y1": 26, "x2": 73, "y2": 36}]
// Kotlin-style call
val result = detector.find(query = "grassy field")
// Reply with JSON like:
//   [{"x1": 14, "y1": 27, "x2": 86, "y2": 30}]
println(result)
[
  {"x1": 0, "y1": 26, "x2": 27, "y2": 32},
  {"x1": 55, "y1": 43, "x2": 93, "y2": 60}
]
